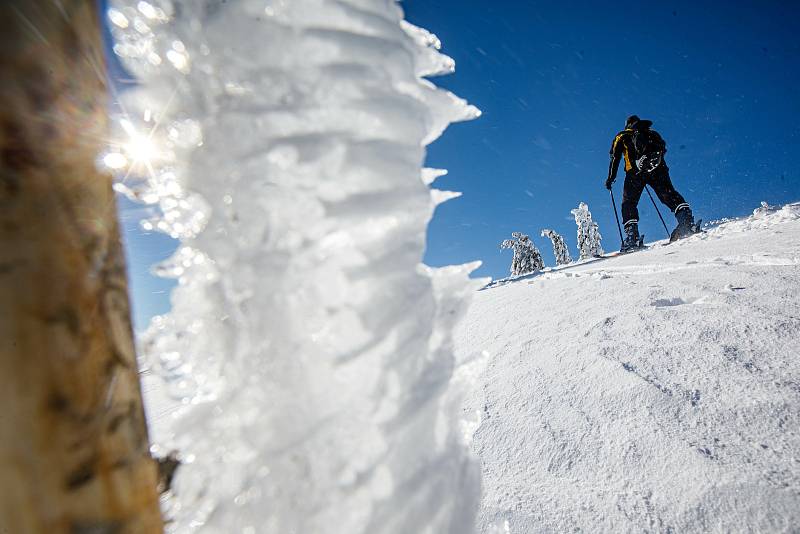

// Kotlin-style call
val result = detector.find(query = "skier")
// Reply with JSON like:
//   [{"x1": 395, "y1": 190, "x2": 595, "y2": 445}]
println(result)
[{"x1": 605, "y1": 115, "x2": 698, "y2": 251}]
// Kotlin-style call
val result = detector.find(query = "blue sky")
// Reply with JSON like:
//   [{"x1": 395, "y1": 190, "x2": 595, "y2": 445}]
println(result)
[
  {"x1": 404, "y1": 0, "x2": 800, "y2": 276},
  {"x1": 116, "y1": 1, "x2": 800, "y2": 329},
  {"x1": 118, "y1": 198, "x2": 176, "y2": 330}
]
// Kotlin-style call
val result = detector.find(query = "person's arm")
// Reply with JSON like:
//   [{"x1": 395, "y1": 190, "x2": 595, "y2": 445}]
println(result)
[{"x1": 606, "y1": 133, "x2": 624, "y2": 188}]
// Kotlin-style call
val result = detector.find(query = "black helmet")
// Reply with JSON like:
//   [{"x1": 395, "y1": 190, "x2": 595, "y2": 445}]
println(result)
[
  {"x1": 625, "y1": 115, "x2": 640, "y2": 129},
  {"x1": 625, "y1": 115, "x2": 653, "y2": 130}
]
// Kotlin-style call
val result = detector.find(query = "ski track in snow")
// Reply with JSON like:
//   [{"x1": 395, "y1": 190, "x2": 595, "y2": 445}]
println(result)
[{"x1": 456, "y1": 204, "x2": 800, "y2": 533}]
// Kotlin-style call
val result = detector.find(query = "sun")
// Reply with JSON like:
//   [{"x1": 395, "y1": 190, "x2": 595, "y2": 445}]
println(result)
[
  {"x1": 102, "y1": 116, "x2": 165, "y2": 179},
  {"x1": 124, "y1": 133, "x2": 158, "y2": 165}
]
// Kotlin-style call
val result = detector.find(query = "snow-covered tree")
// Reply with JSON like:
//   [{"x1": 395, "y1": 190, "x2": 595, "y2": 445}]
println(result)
[
  {"x1": 501, "y1": 232, "x2": 544, "y2": 276},
  {"x1": 754, "y1": 201, "x2": 777, "y2": 216},
  {"x1": 571, "y1": 202, "x2": 603, "y2": 260},
  {"x1": 541, "y1": 229, "x2": 572, "y2": 266}
]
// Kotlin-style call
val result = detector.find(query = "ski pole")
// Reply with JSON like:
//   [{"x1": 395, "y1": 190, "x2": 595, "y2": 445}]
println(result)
[
  {"x1": 609, "y1": 189, "x2": 624, "y2": 246},
  {"x1": 645, "y1": 185, "x2": 670, "y2": 238}
]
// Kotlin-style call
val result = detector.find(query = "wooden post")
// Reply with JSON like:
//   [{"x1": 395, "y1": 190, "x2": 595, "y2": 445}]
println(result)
[{"x1": 0, "y1": 2, "x2": 164, "y2": 532}]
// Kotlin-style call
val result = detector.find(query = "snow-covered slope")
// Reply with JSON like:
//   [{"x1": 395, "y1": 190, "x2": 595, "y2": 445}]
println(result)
[{"x1": 457, "y1": 203, "x2": 800, "y2": 533}]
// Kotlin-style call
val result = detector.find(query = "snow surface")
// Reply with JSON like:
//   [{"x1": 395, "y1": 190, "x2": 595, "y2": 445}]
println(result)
[
  {"x1": 458, "y1": 204, "x2": 800, "y2": 533},
  {"x1": 107, "y1": 1, "x2": 484, "y2": 533}
]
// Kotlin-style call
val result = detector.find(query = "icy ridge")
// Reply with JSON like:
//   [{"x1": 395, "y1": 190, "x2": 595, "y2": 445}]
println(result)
[{"x1": 107, "y1": 1, "x2": 483, "y2": 532}]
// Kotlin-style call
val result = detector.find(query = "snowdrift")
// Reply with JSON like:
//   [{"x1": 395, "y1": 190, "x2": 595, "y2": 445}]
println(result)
[{"x1": 458, "y1": 203, "x2": 800, "y2": 533}]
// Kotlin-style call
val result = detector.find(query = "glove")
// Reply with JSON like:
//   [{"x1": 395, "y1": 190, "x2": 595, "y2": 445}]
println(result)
[{"x1": 605, "y1": 177, "x2": 615, "y2": 190}]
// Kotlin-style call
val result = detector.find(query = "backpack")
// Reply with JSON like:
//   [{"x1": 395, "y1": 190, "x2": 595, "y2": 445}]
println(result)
[{"x1": 632, "y1": 129, "x2": 666, "y2": 173}]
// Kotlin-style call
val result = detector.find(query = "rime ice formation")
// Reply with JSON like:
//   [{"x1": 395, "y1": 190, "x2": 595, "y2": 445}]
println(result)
[
  {"x1": 500, "y1": 232, "x2": 544, "y2": 276},
  {"x1": 106, "y1": 1, "x2": 484, "y2": 532},
  {"x1": 541, "y1": 229, "x2": 572, "y2": 266},
  {"x1": 754, "y1": 200, "x2": 778, "y2": 216},
  {"x1": 571, "y1": 202, "x2": 603, "y2": 260}
]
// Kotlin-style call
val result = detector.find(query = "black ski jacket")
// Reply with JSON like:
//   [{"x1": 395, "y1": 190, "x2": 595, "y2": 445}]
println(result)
[{"x1": 608, "y1": 120, "x2": 663, "y2": 181}]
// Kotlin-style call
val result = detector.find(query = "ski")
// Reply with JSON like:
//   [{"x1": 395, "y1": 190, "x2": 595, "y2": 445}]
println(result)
[
  {"x1": 603, "y1": 236, "x2": 649, "y2": 258},
  {"x1": 667, "y1": 219, "x2": 704, "y2": 244},
  {"x1": 619, "y1": 234, "x2": 646, "y2": 254}
]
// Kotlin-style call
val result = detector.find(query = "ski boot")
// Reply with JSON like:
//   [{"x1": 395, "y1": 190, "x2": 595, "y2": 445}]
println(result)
[
  {"x1": 670, "y1": 207, "x2": 701, "y2": 242},
  {"x1": 620, "y1": 221, "x2": 645, "y2": 253}
]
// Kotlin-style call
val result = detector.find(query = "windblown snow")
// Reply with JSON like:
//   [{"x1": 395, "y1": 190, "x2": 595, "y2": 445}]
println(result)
[{"x1": 458, "y1": 203, "x2": 800, "y2": 533}]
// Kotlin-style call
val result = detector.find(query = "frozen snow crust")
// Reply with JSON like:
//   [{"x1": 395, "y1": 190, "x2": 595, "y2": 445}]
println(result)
[
  {"x1": 460, "y1": 204, "x2": 800, "y2": 533},
  {"x1": 109, "y1": 1, "x2": 482, "y2": 532}
]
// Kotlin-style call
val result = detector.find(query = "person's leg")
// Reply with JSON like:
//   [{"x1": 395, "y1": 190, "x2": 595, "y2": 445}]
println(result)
[
  {"x1": 621, "y1": 172, "x2": 645, "y2": 248},
  {"x1": 647, "y1": 166, "x2": 696, "y2": 239},
  {"x1": 647, "y1": 165, "x2": 690, "y2": 216},
  {"x1": 621, "y1": 171, "x2": 645, "y2": 227}
]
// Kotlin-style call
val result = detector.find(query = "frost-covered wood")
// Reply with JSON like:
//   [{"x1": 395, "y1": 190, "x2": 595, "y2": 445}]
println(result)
[
  {"x1": 541, "y1": 229, "x2": 572, "y2": 266},
  {"x1": 0, "y1": 3, "x2": 162, "y2": 533},
  {"x1": 571, "y1": 202, "x2": 604, "y2": 260},
  {"x1": 501, "y1": 232, "x2": 544, "y2": 276}
]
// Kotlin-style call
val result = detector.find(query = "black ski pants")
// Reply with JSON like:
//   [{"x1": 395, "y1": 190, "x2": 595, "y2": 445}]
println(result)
[{"x1": 621, "y1": 164, "x2": 688, "y2": 226}]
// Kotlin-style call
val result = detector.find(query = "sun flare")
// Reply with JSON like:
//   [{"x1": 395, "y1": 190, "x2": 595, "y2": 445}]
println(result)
[{"x1": 102, "y1": 115, "x2": 165, "y2": 178}]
